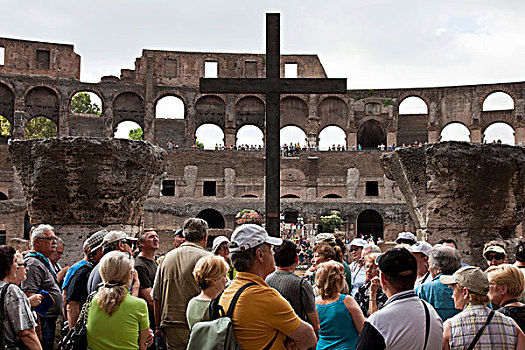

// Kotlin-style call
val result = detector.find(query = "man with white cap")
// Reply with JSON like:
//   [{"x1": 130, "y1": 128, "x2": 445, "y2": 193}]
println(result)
[
  {"x1": 483, "y1": 241, "x2": 508, "y2": 267},
  {"x1": 408, "y1": 241, "x2": 433, "y2": 288},
  {"x1": 349, "y1": 238, "x2": 368, "y2": 297},
  {"x1": 87, "y1": 230, "x2": 139, "y2": 294},
  {"x1": 63, "y1": 229, "x2": 107, "y2": 328},
  {"x1": 218, "y1": 224, "x2": 317, "y2": 350},
  {"x1": 395, "y1": 231, "x2": 416, "y2": 245},
  {"x1": 416, "y1": 244, "x2": 462, "y2": 321}
]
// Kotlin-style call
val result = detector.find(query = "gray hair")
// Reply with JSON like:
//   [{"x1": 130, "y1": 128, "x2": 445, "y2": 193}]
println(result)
[
  {"x1": 56, "y1": 237, "x2": 64, "y2": 245},
  {"x1": 183, "y1": 218, "x2": 208, "y2": 242},
  {"x1": 429, "y1": 244, "x2": 462, "y2": 275},
  {"x1": 30, "y1": 224, "x2": 54, "y2": 248},
  {"x1": 363, "y1": 243, "x2": 381, "y2": 256}
]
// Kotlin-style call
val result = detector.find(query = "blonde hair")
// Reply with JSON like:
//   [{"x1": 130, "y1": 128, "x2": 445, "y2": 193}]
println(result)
[
  {"x1": 486, "y1": 264, "x2": 525, "y2": 299},
  {"x1": 97, "y1": 251, "x2": 133, "y2": 315},
  {"x1": 364, "y1": 253, "x2": 380, "y2": 265},
  {"x1": 193, "y1": 255, "x2": 229, "y2": 290},
  {"x1": 315, "y1": 260, "x2": 345, "y2": 299}
]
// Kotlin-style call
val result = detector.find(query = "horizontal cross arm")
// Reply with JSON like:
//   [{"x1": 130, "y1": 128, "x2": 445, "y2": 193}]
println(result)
[
  {"x1": 200, "y1": 78, "x2": 267, "y2": 94},
  {"x1": 279, "y1": 78, "x2": 347, "y2": 94}
]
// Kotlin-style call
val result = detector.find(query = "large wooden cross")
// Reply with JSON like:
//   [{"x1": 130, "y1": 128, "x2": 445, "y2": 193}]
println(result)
[{"x1": 200, "y1": 13, "x2": 347, "y2": 237}]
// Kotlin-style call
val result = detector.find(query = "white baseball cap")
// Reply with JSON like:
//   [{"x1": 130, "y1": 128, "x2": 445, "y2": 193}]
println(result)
[
  {"x1": 229, "y1": 224, "x2": 282, "y2": 252},
  {"x1": 395, "y1": 231, "x2": 416, "y2": 243},
  {"x1": 212, "y1": 236, "x2": 230, "y2": 254},
  {"x1": 349, "y1": 238, "x2": 368, "y2": 247},
  {"x1": 407, "y1": 241, "x2": 432, "y2": 257}
]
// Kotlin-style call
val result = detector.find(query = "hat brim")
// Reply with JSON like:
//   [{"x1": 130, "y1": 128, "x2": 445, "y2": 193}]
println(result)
[
  {"x1": 439, "y1": 275, "x2": 457, "y2": 285},
  {"x1": 266, "y1": 236, "x2": 283, "y2": 246}
]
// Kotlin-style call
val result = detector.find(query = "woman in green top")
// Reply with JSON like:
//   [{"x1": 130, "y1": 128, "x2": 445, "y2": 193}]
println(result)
[
  {"x1": 186, "y1": 255, "x2": 229, "y2": 329},
  {"x1": 87, "y1": 251, "x2": 153, "y2": 350}
]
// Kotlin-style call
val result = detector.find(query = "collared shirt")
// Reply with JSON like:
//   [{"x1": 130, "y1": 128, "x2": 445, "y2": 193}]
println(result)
[
  {"x1": 416, "y1": 274, "x2": 461, "y2": 321},
  {"x1": 152, "y1": 241, "x2": 211, "y2": 327},
  {"x1": 357, "y1": 290, "x2": 443, "y2": 350},
  {"x1": 414, "y1": 271, "x2": 431, "y2": 289},
  {"x1": 448, "y1": 304, "x2": 517, "y2": 349},
  {"x1": 219, "y1": 272, "x2": 302, "y2": 350},
  {"x1": 0, "y1": 282, "x2": 37, "y2": 345},
  {"x1": 350, "y1": 261, "x2": 366, "y2": 298}
]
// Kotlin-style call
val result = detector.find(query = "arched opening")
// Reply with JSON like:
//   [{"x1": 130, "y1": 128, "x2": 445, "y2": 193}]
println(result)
[
  {"x1": 356, "y1": 209, "x2": 383, "y2": 240},
  {"x1": 155, "y1": 96, "x2": 185, "y2": 119},
  {"x1": 25, "y1": 116, "x2": 57, "y2": 139},
  {"x1": 195, "y1": 96, "x2": 226, "y2": 130},
  {"x1": 281, "y1": 194, "x2": 300, "y2": 199},
  {"x1": 196, "y1": 124, "x2": 224, "y2": 149},
  {"x1": 483, "y1": 122, "x2": 515, "y2": 145},
  {"x1": 318, "y1": 126, "x2": 346, "y2": 150},
  {"x1": 114, "y1": 121, "x2": 143, "y2": 140},
  {"x1": 323, "y1": 194, "x2": 342, "y2": 199},
  {"x1": 0, "y1": 83, "x2": 14, "y2": 127},
  {"x1": 70, "y1": 91, "x2": 102, "y2": 114},
  {"x1": 236, "y1": 96, "x2": 265, "y2": 130},
  {"x1": 399, "y1": 96, "x2": 428, "y2": 114},
  {"x1": 440, "y1": 123, "x2": 471, "y2": 142},
  {"x1": 280, "y1": 126, "x2": 307, "y2": 147},
  {"x1": 26, "y1": 87, "x2": 59, "y2": 125},
  {"x1": 24, "y1": 213, "x2": 32, "y2": 240},
  {"x1": 357, "y1": 120, "x2": 386, "y2": 149},
  {"x1": 241, "y1": 194, "x2": 258, "y2": 198},
  {"x1": 113, "y1": 92, "x2": 144, "y2": 127},
  {"x1": 0, "y1": 115, "x2": 11, "y2": 136},
  {"x1": 483, "y1": 92, "x2": 514, "y2": 111},
  {"x1": 236, "y1": 125, "x2": 264, "y2": 147},
  {"x1": 196, "y1": 209, "x2": 226, "y2": 229},
  {"x1": 0, "y1": 191, "x2": 7, "y2": 200},
  {"x1": 281, "y1": 209, "x2": 300, "y2": 224}
]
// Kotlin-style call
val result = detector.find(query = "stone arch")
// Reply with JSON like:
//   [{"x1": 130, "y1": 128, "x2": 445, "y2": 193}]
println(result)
[
  {"x1": 281, "y1": 194, "x2": 300, "y2": 199},
  {"x1": 196, "y1": 208, "x2": 226, "y2": 229},
  {"x1": 281, "y1": 208, "x2": 301, "y2": 224},
  {"x1": 399, "y1": 96, "x2": 429, "y2": 114},
  {"x1": 480, "y1": 89, "x2": 517, "y2": 110},
  {"x1": 396, "y1": 92, "x2": 431, "y2": 113},
  {"x1": 236, "y1": 125, "x2": 264, "y2": 147},
  {"x1": 240, "y1": 193, "x2": 258, "y2": 198},
  {"x1": 235, "y1": 96, "x2": 265, "y2": 130},
  {"x1": 25, "y1": 116, "x2": 57, "y2": 139},
  {"x1": 25, "y1": 86, "x2": 60, "y2": 125},
  {"x1": 69, "y1": 90, "x2": 103, "y2": 115},
  {"x1": 357, "y1": 118, "x2": 387, "y2": 149},
  {"x1": 317, "y1": 96, "x2": 348, "y2": 130},
  {"x1": 0, "y1": 82, "x2": 15, "y2": 124},
  {"x1": 195, "y1": 95, "x2": 226, "y2": 129},
  {"x1": 114, "y1": 120, "x2": 143, "y2": 140},
  {"x1": 439, "y1": 122, "x2": 471, "y2": 142},
  {"x1": 0, "y1": 191, "x2": 7, "y2": 200},
  {"x1": 323, "y1": 194, "x2": 342, "y2": 199},
  {"x1": 113, "y1": 91, "x2": 144, "y2": 127},
  {"x1": 195, "y1": 123, "x2": 224, "y2": 149},
  {"x1": 155, "y1": 94, "x2": 186, "y2": 119},
  {"x1": 318, "y1": 125, "x2": 347, "y2": 150},
  {"x1": 280, "y1": 96, "x2": 308, "y2": 130},
  {"x1": 280, "y1": 125, "x2": 307, "y2": 147},
  {"x1": 356, "y1": 209, "x2": 383, "y2": 240},
  {"x1": 482, "y1": 122, "x2": 515, "y2": 145},
  {"x1": 397, "y1": 95, "x2": 429, "y2": 145}
]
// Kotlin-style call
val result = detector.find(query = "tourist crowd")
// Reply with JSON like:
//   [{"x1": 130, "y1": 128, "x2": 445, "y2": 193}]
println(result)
[{"x1": 2, "y1": 223, "x2": 525, "y2": 350}]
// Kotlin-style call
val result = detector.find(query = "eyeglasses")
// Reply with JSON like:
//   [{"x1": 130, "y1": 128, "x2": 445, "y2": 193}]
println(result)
[
  {"x1": 486, "y1": 253, "x2": 505, "y2": 261},
  {"x1": 17, "y1": 262, "x2": 27, "y2": 268},
  {"x1": 38, "y1": 237, "x2": 57, "y2": 241},
  {"x1": 349, "y1": 248, "x2": 361, "y2": 252},
  {"x1": 217, "y1": 246, "x2": 229, "y2": 252}
]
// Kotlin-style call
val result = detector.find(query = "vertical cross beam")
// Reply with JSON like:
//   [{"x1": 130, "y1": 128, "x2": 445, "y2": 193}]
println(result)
[{"x1": 265, "y1": 13, "x2": 281, "y2": 236}]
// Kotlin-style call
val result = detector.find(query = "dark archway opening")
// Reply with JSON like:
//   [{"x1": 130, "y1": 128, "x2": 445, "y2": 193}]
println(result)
[
  {"x1": 24, "y1": 213, "x2": 32, "y2": 240},
  {"x1": 357, "y1": 120, "x2": 386, "y2": 149},
  {"x1": 196, "y1": 209, "x2": 226, "y2": 229},
  {"x1": 356, "y1": 209, "x2": 383, "y2": 240},
  {"x1": 323, "y1": 194, "x2": 342, "y2": 199},
  {"x1": 241, "y1": 194, "x2": 258, "y2": 198},
  {"x1": 0, "y1": 192, "x2": 7, "y2": 200},
  {"x1": 281, "y1": 194, "x2": 300, "y2": 199},
  {"x1": 282, "y1": 209, "x2": 299, "y2": 224}
]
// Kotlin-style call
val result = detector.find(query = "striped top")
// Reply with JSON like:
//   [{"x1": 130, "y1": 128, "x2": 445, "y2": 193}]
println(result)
[{"x1": 449, "y1": 304, "x2": 518, "y2": 350}]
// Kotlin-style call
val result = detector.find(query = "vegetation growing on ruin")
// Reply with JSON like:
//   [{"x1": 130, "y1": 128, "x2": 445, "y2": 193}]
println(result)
[
  {"x1": 0, "y1": 116, "x2": 10, "y2": 135},
  {"x1": 71, "y1": 92, "x2": 101, "y2": 114},
  {"x1": 25, "y1": 117, "x2": 57, "y2": 139},
  {"x1": 129, "y1": 128, "x2": 143, "y2": 140}
]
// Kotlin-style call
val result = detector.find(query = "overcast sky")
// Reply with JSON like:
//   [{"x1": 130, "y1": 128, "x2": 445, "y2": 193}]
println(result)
[
  {"x1": 3, "y1": 0, "x2": 523, "y2": 145},
  {"x1": 4, "y1": 0, "x2": 525, "y2": 88}
]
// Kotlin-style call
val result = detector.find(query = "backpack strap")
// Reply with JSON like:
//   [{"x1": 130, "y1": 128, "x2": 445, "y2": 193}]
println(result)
[
  {"x1": 466, "y1": 310, "x2": 495, "y2": 350},
  {"x1": 0, "y1": 284, "x2": 11, "y2": 348},
  {"x1": 421, "y1": 300, "x2": 430, "y2": 350},
  {"x1": 225, "y1": 282, "x2": 258, "y2": 318}
]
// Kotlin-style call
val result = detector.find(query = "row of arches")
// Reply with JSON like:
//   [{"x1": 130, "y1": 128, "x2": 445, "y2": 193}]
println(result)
[{"x1": 195, "y1": 207, "x2": 385, "y2": 239}]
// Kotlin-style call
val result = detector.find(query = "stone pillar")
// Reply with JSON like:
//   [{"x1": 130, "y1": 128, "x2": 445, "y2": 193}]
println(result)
[
  {"x1": 58, "y1": 98, "x2": 69, "y2": 137},
  {"x1": 306, "y1": 95, "x2": 320, "y2": 148},
  {"x1": 143, "y1": 55, "x2": 155, "y2": 142},
  {"x1": 346, "y1": 168, "x2": 360, "y2": 199},
  {"x1": 103, "y1": 99, "x2": 114, "y2": 138},
  {"x1": 224, "y1": 168, "x2": 235, "y2": 198},
  {"x1": 182, "y1": 165, "x2": 198, "y2": 197},
  {"x1": 381, "y1": 142, "x2": 525, "y2": 266},
  {"x1": 224, "y1": 127, "x2": 236, "y2": 147},
  {"x1": 347, "y1": 132, "x2": 357, "y2": 149},
  {"x1": 428, "y1": 129, "x2": 438, "y2": 143},
  {"x1": 387, "y1": 132, "x2": 396, "y2": 147},
  {"x1": 9, "y1": 137, "x2": 167, "y2": 265},
  {"x1": 12, "y1": 98, "x2": 26, "y2": 139},
  {"x1": 470, "y1": 128, "x2": 482, "y2": 143},
  {"x1": 515, "y1": 127, "x2": 525, "y2": 146},
  {"x1": 186, "y1": 100, "x2": 196, "y2": 148}
]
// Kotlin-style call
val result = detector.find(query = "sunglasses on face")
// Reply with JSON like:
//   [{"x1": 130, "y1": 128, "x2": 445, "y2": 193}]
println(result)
[
  {"x1": 17, "y1": 262, "x2": 27, "y2": 268},
  {"x1": 349, "y1": 248, "x2": 361, "y2": 252},
  {"x1": 486, "y1": 253, "x2": 505, "y2": 261}
]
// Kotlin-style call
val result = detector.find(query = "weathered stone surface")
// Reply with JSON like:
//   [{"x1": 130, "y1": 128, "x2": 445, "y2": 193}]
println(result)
[
  {"x1": 9, "y1": 137, "x2": 168, "y2": 226},
  {"x1": 381, "y1": 142, "x2": 525, "y2": 265}
]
